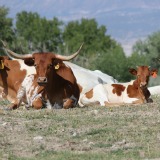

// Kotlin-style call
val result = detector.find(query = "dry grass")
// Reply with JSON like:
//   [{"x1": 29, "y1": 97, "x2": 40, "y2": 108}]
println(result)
[{"x1": 0, "y1": 95, "x2": 160, "y2": 160}]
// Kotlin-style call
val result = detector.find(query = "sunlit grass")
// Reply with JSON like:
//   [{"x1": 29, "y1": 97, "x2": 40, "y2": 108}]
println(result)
[{"x1": 0, "y1": 95, "x2": 160, "y2": 159}]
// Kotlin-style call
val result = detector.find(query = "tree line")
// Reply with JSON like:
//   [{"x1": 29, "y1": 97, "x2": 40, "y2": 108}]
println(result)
[{"x1": 0, "y1": 6, "x2": 160, "y2": 82}]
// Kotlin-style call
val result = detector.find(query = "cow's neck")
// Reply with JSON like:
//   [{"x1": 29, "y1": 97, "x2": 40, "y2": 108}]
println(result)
[
  {"x1": 41, "y1": 71, "x2": 67, "y2": 108},
  {"x1": 44, "y1": 71, "x2": 64, "y2": 92},
  {"x1": 133, "y1": 79, "x2": 139, "y2": 89},
  {"x1": 133, "y1": 79, "x2": 146, "y2": 100}
]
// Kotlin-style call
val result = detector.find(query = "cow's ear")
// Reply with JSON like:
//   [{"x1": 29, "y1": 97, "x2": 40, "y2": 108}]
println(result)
[
  {"x1": 0, "y1": 57, "x2": 4, "y2": 69},
  {"x1": 24, "y1": 58, "x2": 35, "y2": 66},
  {"x1": 0, "y1": 56, "x2": 7, "y2": 69},
  {"x1": 52, "y1": 59, "x2": 63, "y2": 70},
  {"x1": 150, "y1": 69, "x2": 158, "y2": 78},
  {"x1": 129, "y1": 68, "x2": 137, "y2": 75}
]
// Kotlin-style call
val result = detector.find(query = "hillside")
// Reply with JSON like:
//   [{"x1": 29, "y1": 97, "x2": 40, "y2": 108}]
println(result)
[{"x1": 1, "y1": 0, "x2": 160, "y2": 55}]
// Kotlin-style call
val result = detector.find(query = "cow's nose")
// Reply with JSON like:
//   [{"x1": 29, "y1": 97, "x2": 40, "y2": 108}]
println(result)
[{"x1": 37, "y1": 77, "x2": 47, "y2": 84}]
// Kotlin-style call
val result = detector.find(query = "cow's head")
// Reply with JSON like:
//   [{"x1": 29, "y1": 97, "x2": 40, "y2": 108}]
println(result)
[
  {"x1": 129, "y1": 66, "x2": 158, "y2": 88},
  {"x1": 2, "y1": 43, "x2": 83, "y2": 86},
  {"x1": 24, "y1": 53, "x2": 65, "y2": 85}
]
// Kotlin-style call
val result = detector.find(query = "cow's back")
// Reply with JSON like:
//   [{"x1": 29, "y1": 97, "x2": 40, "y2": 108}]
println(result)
[{"x1": 64, "y1": 62, "x2": 118, "y2": 94}]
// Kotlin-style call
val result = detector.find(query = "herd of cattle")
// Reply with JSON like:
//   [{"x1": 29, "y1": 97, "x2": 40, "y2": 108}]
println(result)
[{"x1": 0, "y1": 41, "x2": 159, "y2": 110}]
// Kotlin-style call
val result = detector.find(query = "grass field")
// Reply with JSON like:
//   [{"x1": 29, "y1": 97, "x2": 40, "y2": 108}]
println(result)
[{"x1": 0, "y1": 95, "x2": 160, "y2": 160}]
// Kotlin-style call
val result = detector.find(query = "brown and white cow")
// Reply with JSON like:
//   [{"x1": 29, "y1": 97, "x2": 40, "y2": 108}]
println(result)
[
  {"x1": 3, "y1": 44, "x2": 83, "y2": 109},
  {"x1": 80, "y1": 66, "x2": 158, "y2": 106},
  {"x1": 0, "y1": 55, "x2": 117, "y2": 109},
  {"x1": 64, "y1": 61, "x2": 118, "y2": 106},
  {"x1": 0, "y1": 56, "x2": 36, "y2": 106}
]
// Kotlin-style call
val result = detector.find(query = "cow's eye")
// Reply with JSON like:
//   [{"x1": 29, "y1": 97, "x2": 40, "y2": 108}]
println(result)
[
  {"x1": 34, "y1": 64, "x2": 37, "y2": 68},
  {"x1": 47, "y1": 64, "x2": 53, "y2": 69}
]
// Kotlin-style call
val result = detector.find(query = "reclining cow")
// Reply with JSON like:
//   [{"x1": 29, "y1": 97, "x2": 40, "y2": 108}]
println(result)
[
  {"x1": 80, "y1": 66, "x2": 158, "y2": 106},
  {"x1": 0, "y1": 56, "x2": 36, "y2": 106},
  {"x1": 0, "y1": 55, "x2": 118, "y2": 109},
  {"x1": 2, "y1": 44, "x2": 83, "y2": 109},
  {"x1": 64, "y1": 61, "x2": 118, "y2": 106}
]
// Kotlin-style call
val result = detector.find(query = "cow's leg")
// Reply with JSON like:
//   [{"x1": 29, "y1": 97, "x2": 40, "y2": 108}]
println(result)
[
  {"x1": 80, "y1": 94, "x2": 103, "y2": 106},
  {"x1": 63, "y1": 95, "x2": 78, "y2": 109},
  {"x1": 32, "y1": 98, "x2": 43, "y2": 109},
  {"x1": 80, "y1": 84, "x2": 108, "y2": 106},
  {"x1": 6, "y1": 86, "x2": 26, "y2": 110},
  {"x1": 4, "y1": 98, "x2": 21, "y2": 110},
  {"x1": 63, "y1": 99, "x2": 74, "y2": 109},
  {"x1": 142, "y1": 87, "x2": 153, "y2": 103},
  {"x1": 8, "y1": 102, "x2": 20, "y2": 110}
]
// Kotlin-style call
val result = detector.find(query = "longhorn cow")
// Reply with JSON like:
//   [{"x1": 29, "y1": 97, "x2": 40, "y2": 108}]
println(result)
[{"x1": 2, "y1": 44, "x2": 83, "y2": 109}]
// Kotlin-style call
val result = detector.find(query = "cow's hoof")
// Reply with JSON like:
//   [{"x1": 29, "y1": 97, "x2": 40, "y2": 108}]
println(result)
[
  {"x1": 5, "y1": 103, "x2": 18, "y2": 110},
  {"x1": 25, "y1": 104, "x2": 30, "y2": 110},
  {"x1": 3, "y1": 106, "x2": 13, "y2": 111},
  {"x1": 147, "y1": 98, "x2": 153, "y2": 103}
]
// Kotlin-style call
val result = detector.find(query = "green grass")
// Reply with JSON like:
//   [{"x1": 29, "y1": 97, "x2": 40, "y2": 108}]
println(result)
[{"x1": 0, "y1": 95, "x2": 160, "y2": 159}]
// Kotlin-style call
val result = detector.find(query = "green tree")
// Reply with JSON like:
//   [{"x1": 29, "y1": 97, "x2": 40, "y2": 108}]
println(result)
[
  {"x1": 63, "y1": 18, "x2": 115, "y2": 53},
  {"x1": 15, "y1": 11, "x2": 63, "y2": 52},
  {"x1": 0, "y1": 6, "x2": 13, "y2": 41},
  {"x1": 0, "y1": 6, "x2": 14, "y2": 55},
  {"x1": 132, "y1": 31, "x2": 160, "y2": 69},
  {"x1": 93, "y1": 43, "x2": 128, "y2": 82},
  {"x1": 127, "y1": 51, "x2": 149, "y2": 68},
  {"x1": 62, "y1": 18, "x2": 116, "y2": 67}
]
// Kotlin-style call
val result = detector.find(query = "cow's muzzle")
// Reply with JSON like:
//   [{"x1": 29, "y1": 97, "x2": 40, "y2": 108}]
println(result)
[
  {"x1": 140, "y1": 82, "x2": 147, "y2": 88},
  {"x1": 37, "y1": 77, "x2": 47, "y2": 86}
]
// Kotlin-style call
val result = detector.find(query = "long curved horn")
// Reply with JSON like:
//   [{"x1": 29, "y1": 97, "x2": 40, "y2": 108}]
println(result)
[
  {"x1": 55, "y1": 43, "x2": 84, "y2": 61},
  {"x1": 1, "y1": 40, "x2": 32, "y2": 59},
  {"x1": 1, "y1": 40, "x2": 13, "y2": 59}
]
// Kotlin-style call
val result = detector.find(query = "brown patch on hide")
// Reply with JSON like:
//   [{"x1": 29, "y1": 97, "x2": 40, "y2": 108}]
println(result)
[
  {"x1": 112, "y1": 84, "x2": 125, "y2": 96},
  {"x1": 85, "y1": 89, "x2": 93, "y2": 99}
]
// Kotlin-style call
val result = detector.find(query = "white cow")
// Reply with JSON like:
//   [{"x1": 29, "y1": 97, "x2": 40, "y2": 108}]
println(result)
[
  {"x1": 148, "y1": 85, "x2": 160, "y2": 95},
  {"x1": 64, "y1": 62, "x2": 118, "y2": 106},
  {"x1": 64, "y1": 62, "x2": 118, "y2": 94}
]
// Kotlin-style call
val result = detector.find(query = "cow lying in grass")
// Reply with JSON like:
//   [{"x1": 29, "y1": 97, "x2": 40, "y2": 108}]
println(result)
[
  {"x1": 64, "y1": 61, "x2": 118, "y2": 106},
  {"x1": 80, "y1": 66, "x2": 158, "y2": 106},
  {"x1": 0, "y1": 56, "x2": 36, "y2": 105},
  {"x1": 3, "y1": 43, "x2": 83, "y2": 109}
]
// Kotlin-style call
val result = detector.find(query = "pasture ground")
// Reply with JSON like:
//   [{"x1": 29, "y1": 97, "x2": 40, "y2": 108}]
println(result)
[{"x1": 0, "y1": 95, "x2": 160, "y2": 160}]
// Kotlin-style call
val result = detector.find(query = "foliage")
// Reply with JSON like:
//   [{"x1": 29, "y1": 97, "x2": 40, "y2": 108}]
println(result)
[
  {"x1": 1, "y1": 5, "x2": 160, "y2": 82},
  {"x1": 132, "y1": 31, "x2": 160, "y2": 69},
  {"x1": 62, "y1": 18, "x2": 114, "y2": 54},
  {"x1": 0, "y1": 6, "x2": 13, "y2": 42},
  {"x1": 62, "y1": 18, "x2": 119, "y2": 70},
  {"x1": 0, "y1": 6, "x2": 14, "y2": 55},
  {"x1": 15, "y1": 11, "x2": 63, "y2": 52},
  {"x1": 92, "y1": 43, "x2": 129, "y2": 82}
]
